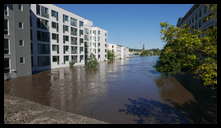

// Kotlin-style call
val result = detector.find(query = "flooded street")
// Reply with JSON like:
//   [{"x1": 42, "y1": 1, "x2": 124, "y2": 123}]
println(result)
[{"x1": 5, "y1": 56, "x2": 199, "y2": 123}]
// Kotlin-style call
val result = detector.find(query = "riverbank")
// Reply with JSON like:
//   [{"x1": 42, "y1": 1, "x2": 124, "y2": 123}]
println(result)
[{"x1": 4, "y1": 94, "x2": 107, "y2": 124}]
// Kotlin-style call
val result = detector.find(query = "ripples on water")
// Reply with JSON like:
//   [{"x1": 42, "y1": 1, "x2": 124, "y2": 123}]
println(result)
[{"x1": 5, "y1": 56, "x2": 202, "y2": 123}]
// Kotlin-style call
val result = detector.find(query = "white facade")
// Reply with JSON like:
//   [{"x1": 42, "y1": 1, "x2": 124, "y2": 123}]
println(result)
[
  {"x1": 31, "y1": 4, "x2": 109, "y2": 72},
  {"x1": 87, "y1": 27, "x2": 108, "y2": 62},
  {"x1": 107, "y1": 43, "x2": 129, "y2": 59}
]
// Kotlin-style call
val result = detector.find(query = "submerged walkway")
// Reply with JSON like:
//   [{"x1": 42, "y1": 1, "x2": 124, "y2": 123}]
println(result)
[{"x1": 4, "y1": 94, "x2": 107, "y2": 124}]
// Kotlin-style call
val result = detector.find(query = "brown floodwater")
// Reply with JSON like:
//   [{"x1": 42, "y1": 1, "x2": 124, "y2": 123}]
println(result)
[{"x1": 4, "y1": 56, "x2": 197, "y2": 124}]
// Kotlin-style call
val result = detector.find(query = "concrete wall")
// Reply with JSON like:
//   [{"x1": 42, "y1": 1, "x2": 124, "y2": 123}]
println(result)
[{"x1": 4, "y1": 4, "x2": 32, "y2": 79}]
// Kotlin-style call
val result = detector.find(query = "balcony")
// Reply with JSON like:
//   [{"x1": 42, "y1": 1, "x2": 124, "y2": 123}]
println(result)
[
  {"x1": 41, "y1": 13, "x2": 49, "y2": 18},
  {"x1": 71, "y1": 50, "x2": 77, "y2": 54}
]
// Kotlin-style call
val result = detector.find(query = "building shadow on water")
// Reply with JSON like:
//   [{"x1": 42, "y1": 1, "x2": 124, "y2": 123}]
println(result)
[
  {"x1": 172, "y1": 73, "x2": 217, "y2": 124},
  {"x1": 118, "y1": 97, "x2": 190, "y2": 124},
  {"x1": 155, "y1": 73, "x2": 217, "y2": 124}
]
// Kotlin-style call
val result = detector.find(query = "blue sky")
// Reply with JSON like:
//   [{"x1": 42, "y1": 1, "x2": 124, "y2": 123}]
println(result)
[{"x1": 56, "y1": 4, "x2": 193, "y2": 49}]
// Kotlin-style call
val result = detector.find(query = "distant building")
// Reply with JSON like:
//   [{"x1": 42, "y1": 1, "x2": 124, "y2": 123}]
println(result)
[
  {"x1": 107, "y1": 43, "x2": 129, "y2": 59},
  {"x1": 177, "y1": 4, "x2": 217, "y2": 30},
  {"x1": 4, "y1": 4, "x2": 32, "y2": 80},
  {"x1": 87, "y1": 26, "x2": 108, "y2": 62}
]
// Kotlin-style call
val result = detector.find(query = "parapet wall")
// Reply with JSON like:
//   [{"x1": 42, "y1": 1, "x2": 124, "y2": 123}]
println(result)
[{"x1": 4, "y1": 94, "x2": 107, "y2": 124}]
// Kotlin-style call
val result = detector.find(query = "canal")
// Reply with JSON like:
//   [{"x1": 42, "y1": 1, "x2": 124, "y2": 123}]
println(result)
[{"x1": 4, "y1": 56, "x2": 216, "y2": 124}]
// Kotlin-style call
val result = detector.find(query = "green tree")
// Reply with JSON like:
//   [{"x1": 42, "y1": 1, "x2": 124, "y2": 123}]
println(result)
[
  {"x1": 156, "y1": 4, "x2": 217, "y2": 87},
  {"x1": 86, "y1": 54, "x2": 98, "y2": 69},
  {"x1": 140, "y1": 49, "x2": 161, "y2": 56},
  {"x1": 107, "y1": 50, "x2": 115, "y2": 61}
]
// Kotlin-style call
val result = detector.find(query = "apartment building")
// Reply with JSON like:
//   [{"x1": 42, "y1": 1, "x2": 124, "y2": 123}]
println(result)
[
  {"x1": 177, "y1": 4, "x2": 217, "y2": 30},
  {"x1": 107, "y1": 43, "x2": 129, "y2": 59},
  {"x1": 4, "y1": 4, "x2": 32, "y2": 80},
  {"x1": 87, "y1": 27, "x2": 108, "y2": 62},
  {"x1": 4, "y1": 4, "x2": 110, "y2": 77},
  {"x1": 30, "y1": 4, "x2": 94, "y2": 72}
]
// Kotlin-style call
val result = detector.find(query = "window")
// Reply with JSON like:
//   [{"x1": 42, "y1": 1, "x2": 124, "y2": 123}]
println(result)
[
  {"x1": 20, "y1": 57, "x2": 25, "y2": 64},
  {"x1": 195, "y1": 14, "x2": 197, "y2": 21},
  {"x1": 199, "y1": 20, "x2": 202, "y2": 28},
  {"x1": 4, "y1": 5, "x2": 9, "y2": 16},
  {"x1": 52, "y1": 33, "x2": 59, "y2": 42},
  {"x1": 37, "y1": 18, "x2": 48, "y2": 30},
  {"x1": 71, "y1": 55, "x2": 77, "y2": 63},
  {"x1": 93, "y1": 30, "x2": 96, "y2": 34},
  {"x1": 63, "y1": 25, "x2": 69, "y2": 33},
  {"x1": 4, "y1": 19, "x2": 9, "y2": 35},
  {"x1": 38, "y1": 56, "x2": 50, "y2": 66},
  {"x1": 51, "y1": 10, "x2": 58, "y2": 21},
  {"x1": 52, "y1": 22, "x2": 59, "y2": 32},
  {"x1": 30, "y1": 30, "x2": 33, "y2": 40},
  {"x1": 64, "y1": 56, "x2": 69, "y2": 63},
  {"x1": 85, "y1": 28, "x2": 89, "y2": 34},
  {"x1": 71, "y1": 27, "x2": 77, "y2": 36},
  {"x1": 199, "y1": 9, "x2": 202, "y2": 18},
  {"x1": 79, "y1": 21, "x2": 84, "y2": 27},
  {"x1": 80, "y1": 30, "x2": 83, "y2": 36},
  {"x1": 30, "y1": 16, "x2": 32, "y2": 27},
  {"x1": 52, "y1": 45, "x2": 59, "y2": 53},
  {"x1": 98, "y1": 43, "x2": 100, "y2": 46},
  {"x1": 63, "y1": 15, "x2": 69, "y2": 23},
  {"x1": 80, "y1": 47, "x2": 84, "y2": 53},
  {"x1": 70, "y1": 17, "x2": 77, "y2": 27},
  {"x1": 98, "y1": 49, "x2": 100, "y2": 52},
  {"x1": 71, "y1": 37, "x2": 77, "y2": 45},
  {"x1": 41, "y1": 6, "x2": 49, "y2": 18},
  {"x1": 63, "y1": 35, "x2": 69, "y2": 43},
  {"x1": 38, "y1": 44, "x2": 50, "y2": 54},
  {"x1": 98, "y1": 30, "x2": 100, "y2": 35},
  {"x1": 204, "y1": 6, "x2": 207, "y2": 14},
  {"x1": 36, "y1": 4, "x2": 40, "y2": 15},
  {"x1": 71, "y1": 46, "x2": 77, "y2": 54},
  {"x1": 52, "y1": 56, "x2": 59, "y2": 64},
  {"x1": 4, "y1": 58, "x2": 10, "y2": 73},
  {"x1": 31, "y1": 43, "x2": 33, "y2": 54},
  {"x1": 37, "y1": 31, "x2": 50, "y2": 42},
  {"x1": 18, "y1": 4, "x2": 23, "y2": 11},
  {"x1": 4, "y1": 39, "x2": 9, "y2": 54},
  {"x1": 80, "y1": 55, "x2": 84, "y2": 62},
  {"x1": 80, "y1": 38, "x2": 84, "y2": 44},
  {"x1": 19, "y1": 22, "x2": 24, "y2": 29},
  {"x1": 19, "y1": 40, "x2": 24, "y2": 46},
  {"x1": 63, "y1": 46, "x2": 69, "y2": 54},
  {"x1": 84, "y1": 35, "x2": 89, "y2": 41}
]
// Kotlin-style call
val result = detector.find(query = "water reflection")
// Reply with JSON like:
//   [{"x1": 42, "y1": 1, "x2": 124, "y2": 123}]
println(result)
[
  {"x1": 155, "y1": 77, "x2": 196, "y2": 105},
  {"x1": 5, "y1": 56, "x2": 209, "y2": 123}
]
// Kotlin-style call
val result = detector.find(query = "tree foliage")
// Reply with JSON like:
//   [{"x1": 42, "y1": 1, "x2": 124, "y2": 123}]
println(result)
[
  {"x1": 140, "y1": 49, "x2": 161, "y2": 56},
  {"x1": 155, "y1": 4, "x2": 217, "y2": 87},
  {"x1": 86, "y1": 54, "x2": 98, "y2": 69},
  {"x1": 107, "y1": 50, "x2": 115, "y2": 61}
]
